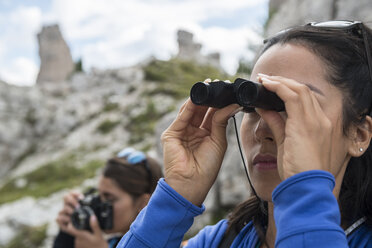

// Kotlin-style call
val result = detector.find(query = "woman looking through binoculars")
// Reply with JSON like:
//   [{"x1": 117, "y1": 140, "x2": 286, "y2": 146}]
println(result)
[{"x1": 117, "y1": 20, "x2": 372, "y2": 248}]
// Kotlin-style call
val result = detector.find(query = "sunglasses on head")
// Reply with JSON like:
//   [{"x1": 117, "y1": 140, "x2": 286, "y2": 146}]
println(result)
[{"x1": 117, "y1": 147, "x2": 153, "y2": 188}]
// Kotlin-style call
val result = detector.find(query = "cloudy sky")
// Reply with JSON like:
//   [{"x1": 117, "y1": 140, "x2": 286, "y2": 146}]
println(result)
[{"x1": 0, "y1": 0, "x2": 268, "y2": 86}]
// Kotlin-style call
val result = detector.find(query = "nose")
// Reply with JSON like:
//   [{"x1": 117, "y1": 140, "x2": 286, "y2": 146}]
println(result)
[{"x1": 254, "y1": 118, "x2": 274, "y2": 142}]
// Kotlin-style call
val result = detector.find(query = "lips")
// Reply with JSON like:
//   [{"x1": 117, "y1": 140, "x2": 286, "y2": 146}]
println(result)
[{"x1": 252, "y1": 154, "x2": 277, "y2": 171}]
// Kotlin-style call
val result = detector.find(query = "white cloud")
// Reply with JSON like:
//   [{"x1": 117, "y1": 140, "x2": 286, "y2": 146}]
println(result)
[
  {"x1": 0, "y1": 6, "x2": 42, "y2": 85},
  {"x1": 49, "y1": 0, "x2": 265, "y2": 73},
  {"x1": 196, "y1": 27, "x2": 262, "y2": 74},
  {"x1": 0, "y1": 57, "x2": 38, "y2": 86},
  {"x1": 1, "y1": 0, "x2": 268, "y2": 85}
]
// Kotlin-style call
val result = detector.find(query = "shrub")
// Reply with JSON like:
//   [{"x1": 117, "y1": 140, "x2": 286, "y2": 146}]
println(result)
[
  {"x1": 143, "y1": 58, "x2": 232, "y2": 99},
  {"x1": 1, "y1": 224, "x2": 48, "y2": 248},
  {"x1": 0, "y1": 156, "x2": 103, "y2": 205},
  {"x1": 96, "y1": 119, "x2": 120, "y2": 134}
]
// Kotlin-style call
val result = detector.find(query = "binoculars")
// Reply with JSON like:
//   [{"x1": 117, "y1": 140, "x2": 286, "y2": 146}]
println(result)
[{"x1": 190, "y1": 78, "x2": 285, "y2": 112}]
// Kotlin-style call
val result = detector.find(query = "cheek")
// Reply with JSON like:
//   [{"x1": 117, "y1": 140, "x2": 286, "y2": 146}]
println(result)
[
  {"x1": 112, "y1": 201, "x2": 136, "y2": 231},
  {"x1": 241, "y1": 113, "x2": 262, "y2": 151}
]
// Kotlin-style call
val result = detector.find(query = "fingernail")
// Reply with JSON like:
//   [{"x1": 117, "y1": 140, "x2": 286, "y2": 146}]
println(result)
[
  {"x1": 261, "y1": 77, "x2": 277, "y2": 84},
  {"x1": 258, "y1": 73, "x2": 269, "y2": 77},
  {"x1": 212, "y1": 79, "x2": 220, "y2": 82},
  {"x1": 229, "y1": 107, "x2": 243, "y2": 117},
  {"x1": 204, "y1": 78, "x2": 212, "y2": 83}
]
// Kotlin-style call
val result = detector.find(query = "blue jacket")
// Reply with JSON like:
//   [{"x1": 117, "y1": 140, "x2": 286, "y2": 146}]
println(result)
[{"x1": 117, "y1": 170, "x2": 372, "y2": 247}]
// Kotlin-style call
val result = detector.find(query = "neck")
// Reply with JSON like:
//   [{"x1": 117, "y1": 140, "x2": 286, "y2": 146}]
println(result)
[{"x1": 263, "y1": 202, "x2": 276, "y2": 248}]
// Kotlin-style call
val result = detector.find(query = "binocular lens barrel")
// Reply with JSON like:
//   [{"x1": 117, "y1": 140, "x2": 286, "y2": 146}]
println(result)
[
  {"x1": 190, "y1": 78, "x2": 285, "y2": 112},
  {"x1": 190, "y1": 81, "x2": 237, "y2": 109}
]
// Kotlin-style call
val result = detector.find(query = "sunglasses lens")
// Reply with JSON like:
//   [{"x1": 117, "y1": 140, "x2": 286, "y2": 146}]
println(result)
[
  {"x1": 117, "y1": 147, "x2": 136, "y2": 158},
  {"x1": 312, "y1": 21, "x2": 354, "y2": 28},
  {"x1": 127, "y1": 151, "x2": 146, "y2": 164}
]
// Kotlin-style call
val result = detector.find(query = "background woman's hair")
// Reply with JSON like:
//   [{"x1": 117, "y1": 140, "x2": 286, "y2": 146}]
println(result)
[
  {"x1": 102, "y1": 155, "x2": 163, "y2": 197},
  {"x1": 227, "y1": 22, "x2": 372, "y2": 243}
]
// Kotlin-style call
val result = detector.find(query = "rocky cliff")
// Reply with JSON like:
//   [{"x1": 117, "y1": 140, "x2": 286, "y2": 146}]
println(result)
[
  {"x1": 266, "y1": 0, "x2": 372, "y2": 36},
  {"x1": 36, "y1": 24, "x2": 75, "y2": 84},
  {"x1": 0, "y1": 24, "x2": 235, "y2": 247}
]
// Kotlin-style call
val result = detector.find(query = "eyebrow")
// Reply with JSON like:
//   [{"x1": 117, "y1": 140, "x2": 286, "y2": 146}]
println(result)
[{"x1": 304, "y1": 83, "x2": 325, "y2": 96}]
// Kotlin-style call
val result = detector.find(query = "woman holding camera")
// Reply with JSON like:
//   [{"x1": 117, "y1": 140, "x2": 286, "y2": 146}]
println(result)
[
  {"x1": 53, "y1": 148, "x2": 163, "y2": 248},
  {"x1": 116, "y1": 20, "x2": 372, "y2": 247}
]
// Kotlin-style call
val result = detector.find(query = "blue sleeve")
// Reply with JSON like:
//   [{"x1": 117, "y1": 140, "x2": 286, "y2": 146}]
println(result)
[
  {"x1": 185, "y1": 220, "x2": 228, "y2": 247},
  {"x1": 116, "y1": 178, "x2": 205, "y2": 248},
  {"x1": 272, "y1": 170, "x2": 348, "y2": 247}
]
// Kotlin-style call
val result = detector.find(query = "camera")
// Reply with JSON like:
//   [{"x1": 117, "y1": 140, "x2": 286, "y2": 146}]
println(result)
[
  {"x1": 190, "y1": 78, "x2": 285, "y2": 112},
  {"x1": 71, "y1": 190, "x2": 113, "y2": 231}
]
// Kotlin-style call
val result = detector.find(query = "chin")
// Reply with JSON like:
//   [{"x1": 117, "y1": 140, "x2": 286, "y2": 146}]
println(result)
[{"x1": 253, "y1": 182, "x2": 279, "y2": 202}]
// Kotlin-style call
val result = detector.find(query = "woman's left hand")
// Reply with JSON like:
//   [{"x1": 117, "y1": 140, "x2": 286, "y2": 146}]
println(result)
[
  {"x1": 256, "y1": 74, "x2": 334, "y2": 180},
  {"x1": 65, "y1": 215, "x2": 108, "y2": 248}
]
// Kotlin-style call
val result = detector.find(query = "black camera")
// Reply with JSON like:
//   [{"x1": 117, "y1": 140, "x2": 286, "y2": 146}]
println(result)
[
  {"x1": 190, "y1": 78, "x2": 285, "y2": 112},
  {"x1": 71, "y1": 190, "x2": 113, "y2": 231}
]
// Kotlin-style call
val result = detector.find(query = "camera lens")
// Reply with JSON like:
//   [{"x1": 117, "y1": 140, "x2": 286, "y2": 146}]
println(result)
[{"x1": 71, "y1": 206, "x2": 94, "y2": 230}]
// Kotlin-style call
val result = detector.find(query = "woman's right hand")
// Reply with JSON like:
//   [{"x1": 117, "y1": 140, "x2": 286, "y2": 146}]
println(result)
[
  {"x1": 56, "y1": 191, "x2": 83, "y2": 233},
  {"x1": 161, "y1": 94, "x2": 241, "y2": 206}
]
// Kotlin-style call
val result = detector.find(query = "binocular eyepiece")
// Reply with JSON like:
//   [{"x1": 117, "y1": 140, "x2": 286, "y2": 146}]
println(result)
[{"x1": 190, "y1": 78, "x2": 285, "y2": 112}]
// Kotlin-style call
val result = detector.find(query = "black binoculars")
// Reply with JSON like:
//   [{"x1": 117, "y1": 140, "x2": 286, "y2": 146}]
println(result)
[{"x1": 190, "y1": 78, "x2": 285, "y2": 112}]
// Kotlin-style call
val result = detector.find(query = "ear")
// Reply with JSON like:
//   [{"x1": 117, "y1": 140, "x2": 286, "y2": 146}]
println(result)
[{"x1": 348, "y1": 115, "x2": 372, "y2": 157}]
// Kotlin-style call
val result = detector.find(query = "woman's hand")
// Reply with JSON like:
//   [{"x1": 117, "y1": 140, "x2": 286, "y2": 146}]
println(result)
[
  {"x1": 161, "y1": 91, "x2": 241, "y2": 206},
  {"x1": 256, "y1": 74, "x2": 334, "y2": 180},
  {"x1": 65, "y1": 215, "x2": 108, "y2": 248},
  {"x1": 56, "y1": 191, "x2": 83, "y2": 233}
]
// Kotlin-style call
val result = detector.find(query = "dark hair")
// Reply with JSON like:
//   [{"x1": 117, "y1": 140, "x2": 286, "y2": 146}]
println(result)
[
  {"x1": 227, "y1": 22, "x2": 372, "y2": 244},
  {"x1": 102, "y1": 155, "x2": 163, "y2": 198}
]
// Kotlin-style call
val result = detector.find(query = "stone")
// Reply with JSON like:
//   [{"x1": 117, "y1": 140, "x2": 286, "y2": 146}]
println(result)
[
  {"x1": 36, "y1": 24, "x2": 75, "y2": 84},
  {"x1": 177, "y1": 30, "x2": 202, "y2": 61},
  {"x1": 266, "y1": 0, "x2": 334, "y2": 37},
  {"x1": 336, "y1": 0, "x2": 372, "y2": 22},
  {"x1": 266, "y1": 0, "x2": 372, "y2": 38},
  {"x1": 176, "y1": 29, "x2": 221, "y2": 69}
]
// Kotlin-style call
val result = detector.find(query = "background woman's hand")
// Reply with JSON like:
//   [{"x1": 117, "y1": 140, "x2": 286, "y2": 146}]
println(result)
[
  {"x1": 56, "y1": 191, "x2": 83, "y2": 233},
  {"x1": 161, "y1": 92, "x2": 240, "y2": 206},
  {"x1": 256, "y1": 74, "x2": 334, "y2": 180},
  {"x1": 65, "y1": 215, "x2": 108, "y2": 248}
]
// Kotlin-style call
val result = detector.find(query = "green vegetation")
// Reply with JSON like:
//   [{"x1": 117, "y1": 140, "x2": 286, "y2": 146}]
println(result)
[
  {"x1": 125, "y1": 100, "x2": 175, "y2": 144},
  {"x1": 143, "y1": 58, "x2": 233, "y2": 99},
  {"x1": 236, "y1": 58, "x2": 253, "y2": 75},
  {"x1": 75, "y1": 58, "x2": 83, "y2": 72},
  {"x1": 0, "y1": 224, "x2": 48, "y2": 248},
  {"x1": 96, "y1": 119, "x2": 120, "y2": 134},
  {"x1": 103, "y1": 102, "x2": 119, "y2": 112},
  {"x1": 0, "y1": 155, "x2": 103, "y2": 205},
  {"x1": 24, "y1": 109, "x2": 37, "y2": 126}
]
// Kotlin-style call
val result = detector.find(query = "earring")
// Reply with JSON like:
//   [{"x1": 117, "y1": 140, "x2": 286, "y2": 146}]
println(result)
[{"x1": 359, "y1": 148, "x2": 364, "y2": 152}]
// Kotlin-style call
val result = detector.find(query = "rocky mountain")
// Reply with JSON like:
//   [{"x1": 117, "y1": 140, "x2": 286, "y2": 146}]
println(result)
[{"x1": 0, "y1": 24, "x2": 245, "y2": 247}]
